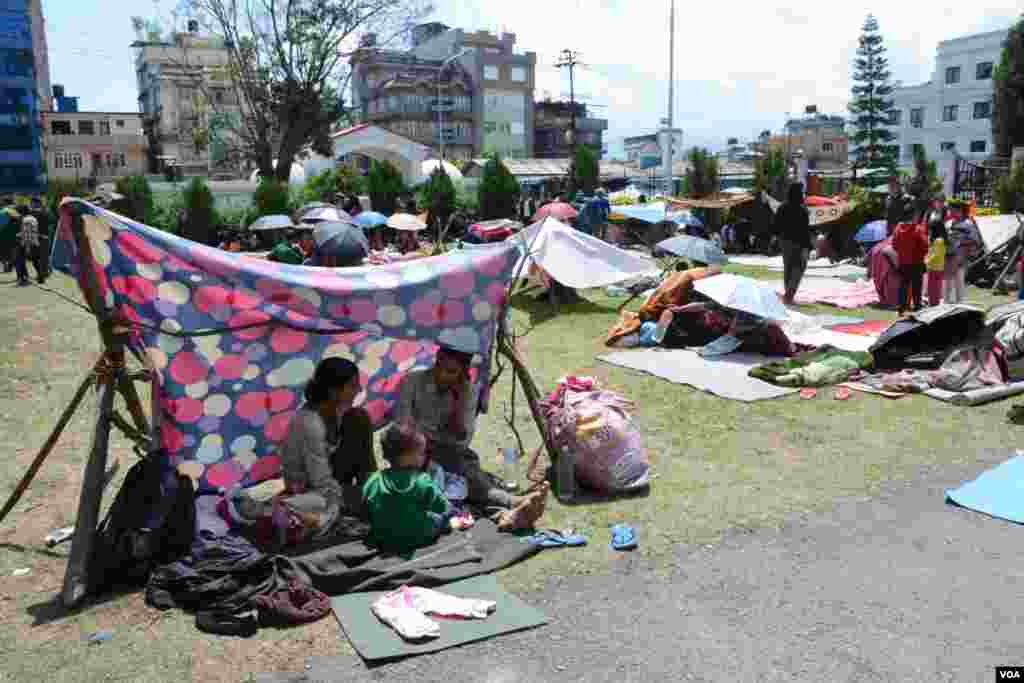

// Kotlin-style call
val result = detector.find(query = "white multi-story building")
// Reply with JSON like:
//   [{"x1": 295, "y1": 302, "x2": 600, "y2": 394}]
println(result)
[{"x1": 881, "y1": 28, "x2": 1007, "y2": 168}]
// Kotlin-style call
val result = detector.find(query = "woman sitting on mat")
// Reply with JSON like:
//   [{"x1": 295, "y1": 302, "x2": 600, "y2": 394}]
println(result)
[{"x1": 273, "y1": 357, "x2": 377, "y2": 539}]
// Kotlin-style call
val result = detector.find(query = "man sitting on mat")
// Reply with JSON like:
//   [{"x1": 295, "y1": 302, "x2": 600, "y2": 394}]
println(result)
[{"x1": 395, "y1": 346, "x2": 548, "y2": 530}]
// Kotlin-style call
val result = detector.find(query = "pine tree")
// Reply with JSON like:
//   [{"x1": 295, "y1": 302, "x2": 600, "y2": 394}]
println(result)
[
  {"x1": 478, "y1": 155, "x2": 520, "y2": 220},
  {"x1": 992, "y1": 15, "x2": 1024, "y2": 158},
  {"x1": 685, "y1": 147, "x2": 720, "y2": 198},
  {"x1": 366, "y1": 160, "x2": 406, "y2": 215},
  {"x1": 848, "y1": 15, "x2": 897, "y2": 171}
]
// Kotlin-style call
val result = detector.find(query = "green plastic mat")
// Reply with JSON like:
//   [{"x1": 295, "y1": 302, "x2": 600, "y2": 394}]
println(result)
[{"x1": 330, "y1": 573, "x2": 547, "y2": 662}]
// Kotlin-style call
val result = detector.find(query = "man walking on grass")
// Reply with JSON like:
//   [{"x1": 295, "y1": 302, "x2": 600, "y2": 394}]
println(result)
[{"x1": 15, "y1": 209, "x2": 38, "y2": 287}]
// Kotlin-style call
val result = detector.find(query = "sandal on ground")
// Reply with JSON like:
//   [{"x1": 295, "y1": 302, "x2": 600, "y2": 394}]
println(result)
[
  {"x1": 522, "y1": 529, "x2": 587, "y2": 547},
  {"x1": 610, "y1": 524, "x2": 638, "y2": 551}
]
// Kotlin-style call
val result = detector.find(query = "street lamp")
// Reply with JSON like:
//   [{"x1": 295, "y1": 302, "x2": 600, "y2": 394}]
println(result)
[{"x1": 438, "y1": 47, "x2": 474, "y2": 161}]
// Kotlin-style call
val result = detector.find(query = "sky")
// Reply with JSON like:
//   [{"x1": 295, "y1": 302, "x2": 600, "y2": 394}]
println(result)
[{"x1": 42, "y1": 0, "x2": 1021, "y2": 158}]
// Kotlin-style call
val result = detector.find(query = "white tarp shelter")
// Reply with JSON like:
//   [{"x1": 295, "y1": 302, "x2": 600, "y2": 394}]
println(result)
[{"x1": 976, "y1": 214, "x2": 1023, "y2": 252}]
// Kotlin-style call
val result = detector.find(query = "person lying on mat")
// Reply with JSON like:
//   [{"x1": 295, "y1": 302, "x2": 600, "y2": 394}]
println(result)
[
  {"x1": 395, "y1": 345, "x2": 549, "y2": 530},
  {"x1": 275, "y1": 357, "x2": 377, "y2": 535},
  {"x1": 362, "y1": 421, "x2": 456, "y2": 553}
]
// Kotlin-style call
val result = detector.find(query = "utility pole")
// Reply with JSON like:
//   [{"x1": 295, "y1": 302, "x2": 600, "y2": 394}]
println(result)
[
  {"x1": 555, "y1": 49, "x2": 581, "y2": 164},
  {"x1": 662, "y1": 0, "x2": 675, "y2": 196}
]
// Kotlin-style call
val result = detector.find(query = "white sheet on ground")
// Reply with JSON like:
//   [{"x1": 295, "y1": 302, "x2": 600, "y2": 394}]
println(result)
[
  {"x1": 729, "y1": 254, "x2": 866, "y2": 279},
  {"x1": 924, "y1": 381, "x2": 1024, "y2": 406},
  {"x1": 598, "y1": 349, "x2": 798, "y2": 402},
  {"x1": 976, "y1": 214, "x2": 1022, "y2": 252},
  {"x1": 781, "y1": 310, "x2": 878, "y2": 352},
  {"x1": 510, "y1": 217, "x2": 660, "y2": 288}
]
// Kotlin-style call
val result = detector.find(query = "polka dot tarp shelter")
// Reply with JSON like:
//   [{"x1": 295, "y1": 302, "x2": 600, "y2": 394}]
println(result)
[{"x1": 52, "y1": 199, "x2": 519, "y2": 495}]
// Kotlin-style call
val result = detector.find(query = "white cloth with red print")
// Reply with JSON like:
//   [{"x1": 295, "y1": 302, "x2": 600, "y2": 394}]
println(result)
[{"x1": 371, "y1": 585, "x2": 496, "y2": 640}]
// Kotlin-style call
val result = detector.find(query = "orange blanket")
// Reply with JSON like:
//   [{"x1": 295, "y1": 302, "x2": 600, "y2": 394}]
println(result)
[{"x1": 605, "y1": 267, "x2": 721, "y2": 345}]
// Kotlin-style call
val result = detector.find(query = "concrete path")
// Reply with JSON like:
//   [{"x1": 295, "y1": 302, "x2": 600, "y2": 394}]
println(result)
[{"x1": 258, "y1": 451, "x2": 1024, "y2": 683}]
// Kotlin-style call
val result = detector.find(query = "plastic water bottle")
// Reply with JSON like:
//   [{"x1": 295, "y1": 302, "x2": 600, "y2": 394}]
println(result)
[{"x1": 556, "y1": 450, "x2": 575, "y2": 502}]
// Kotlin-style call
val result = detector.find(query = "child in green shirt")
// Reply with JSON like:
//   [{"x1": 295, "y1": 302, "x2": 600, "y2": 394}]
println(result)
[{"x1": 362, "y1": 422, "x2": 454, "y2": 553}]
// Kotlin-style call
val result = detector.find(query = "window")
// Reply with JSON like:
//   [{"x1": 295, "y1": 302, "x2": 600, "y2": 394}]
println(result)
[
  {"x1": 970, "y1": 140, "x2": 986, "y2": 153},
  {"x1": 115, "y1": 119, "x2": 125, "y2": 128},
  {"x1": 976, "y1": 61, "x2": 993, "y2": 80},
  {"x1": 888, "y1": 110, "x2": 902, "y2": 125},
  {"x1": 510, "y1": 66, "x2": 526, "y2": 82},
  {"x1": 483, "y1": 65, "x2": 499, "y2": 80},
  {"x1": 105, "y1": 153, "x2": 112, "y2": 168},
  {"x1": 50, "y1": 120, "x2": 72, "y2": 135},
  {"x1": 973, "y1": 101, "x2": 992, "y2": 119},
  {"x1": 99, "y1": 120, "x2": 110, "y2": 135},
  {"x1": 942, "y1": 104, "x2": 958, "y2": 122},
  {"x1": 945, "y1": 66, "x2": 961, "y2": 84},
  {"x1": 940, "y1": 142, "x2": 956, "y2": 152},
  {"x1": 54, "y1": 152, "x2": 83, "y2": 169},
  {"x1": 822, "y1": 142, "x2": 833, "y2": 152},
  {"x1": 78, "y1": 120, "x2": 95, "y2": 135},
  {"x1": 115, "y1": 153, "x2": 126, "y2": 168},
  {"x1": 909, "y1": 108, "x2": 924, "y2": 128}
]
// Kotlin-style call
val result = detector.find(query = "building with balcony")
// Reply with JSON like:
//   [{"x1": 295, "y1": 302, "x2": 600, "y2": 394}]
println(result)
[
  {"x1": 533, "y1": 99, "x2": 608, "y2": 159},
  {"x1": 879, "y1": 28, "x2": 1007, "y2": 167},
  {"x1": 759, "y1": 113, "x2": 848, "y2": 166},
  {"x1": 349, "y1": 23, "x2": 537, "y2": 161},
  {"x1": 132, "y1": 23, "x2": 244, "y2": 175},
  {"x1": 0, "y1": 0, "x2": 48, "y2": 194},
  {"x1": 43, "y1": 110, "x2": 146, "y2": 181}
]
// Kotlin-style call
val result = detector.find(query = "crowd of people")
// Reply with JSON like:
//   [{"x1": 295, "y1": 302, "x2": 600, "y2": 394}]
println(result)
[{"x1": 0, "y1": 197, "x2": 51, "y2": 287}]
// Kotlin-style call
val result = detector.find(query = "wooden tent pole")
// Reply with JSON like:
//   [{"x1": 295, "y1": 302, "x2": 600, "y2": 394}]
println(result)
[
  {"x1": 61, "y1": 364, "x2": 118, "y2": 608},
  {"x1": 0, "y1": 369, "x2": 95, "y2": 526}
]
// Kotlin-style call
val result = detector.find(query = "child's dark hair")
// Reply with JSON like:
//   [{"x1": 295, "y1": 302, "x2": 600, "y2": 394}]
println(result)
[
  {"x1": 304, "y1": 357, "x2": 359, "y2": 404},
  {"x1": 381, "y1": 422, "x2": 423, "y2": 463},
  {"x1": 928, "y1": 219, "x2": 947, "y2": 241}
]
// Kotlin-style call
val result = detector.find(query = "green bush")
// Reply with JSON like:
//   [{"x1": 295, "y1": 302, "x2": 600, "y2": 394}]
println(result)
[
  {"x1": 113, "y1": 175, "x2": 157, "y2": 224},
  {"x1": 477, "y1": 155, "x2": 520, "y2": 220},
  {"x1": 151, "y1": 192, "x2": 185, "y2": 234},
  {"x1": 421, "y1": 166, "x2": 457, "y2": 231},
  {"x1": 571, "y1": 145, "x2": 599, "y2": 195},
  {"x1": 253, "y1": 178, "x2": 293, "y2": 216},
  {"x1": 180, "y1": 177, "x2": 219, "y2": 245},
  {"x1": 301, "y1": 166, "x2": 366, "y2": 204},
  {"x1": 46, "y1": 178, "x2": 90, "y2": 214},
  {"x1": 456, "y1": 184, "x2": 479, "y2": 213},
  {"x1": 995, "y1": 161, "x2": 1024, "y2": 214},
  {"x1": 366, "y1": 160, "x2": 405, "y2": 214}
]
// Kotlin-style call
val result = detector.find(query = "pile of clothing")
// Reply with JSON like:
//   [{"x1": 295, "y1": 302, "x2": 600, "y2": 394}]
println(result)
[{"x1": 749, "y1": 346, "x2": 875, "y2": 387}]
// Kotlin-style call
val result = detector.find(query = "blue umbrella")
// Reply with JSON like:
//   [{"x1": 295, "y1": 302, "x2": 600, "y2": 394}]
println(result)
[
  {"x1": 300, "y1": 206, "x2": 351, "y2": 224},
  {"x1": 612, "y1": 201, "x2": 670, "y2": 224},
  {"x1": 854, "y1": 220, "x2": 888, "y2": 243},
  {"x1": 668, "y1": 210, "x2": 703, "y2": 228},
  {"x1": 249, "y1": 214, "x2": 294, "y2": 231},
  {"x1": 655, "y1": 235, "x2": 728, "y2": 265},
  {"x1": 353, "y1": 211, "x2": 388, "y2": 229},
  {"x1": 311, "y1": 221, "x2": 368, "y2": 267}
]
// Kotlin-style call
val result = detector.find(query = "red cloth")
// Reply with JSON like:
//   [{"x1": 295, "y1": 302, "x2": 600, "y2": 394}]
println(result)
[
  {"x1": 892, "y1": 222, "x2": 928, "y2": 266},
  {"x1": 927, "y1": 271, "x2": 944, "y2": 307}
]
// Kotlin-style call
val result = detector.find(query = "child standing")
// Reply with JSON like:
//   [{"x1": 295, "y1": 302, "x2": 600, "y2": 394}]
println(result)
[
  {"x1": 925, "y1": 219, "x2": 947, "y2": 307},
  {"x1": 892, "y1": 209, "x2": 928, "y2": 315},
  {"x1": 362, "y1": 422, "x2": 454, "y2": 554}
]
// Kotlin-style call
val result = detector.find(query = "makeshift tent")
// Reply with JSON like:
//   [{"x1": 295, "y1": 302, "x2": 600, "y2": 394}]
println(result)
[
  {"x1": 869, "y1": 304, "x2": 986, "y2": 370},
  {"x1": 13, "y1": 198, "x2": 528, "y2": 609},
  {"x1": 655, "y1": 235, "x2": 727, "y2": 265},
  {"x1": 510, "y1": 217, "x2": 659, "y2": 289}
]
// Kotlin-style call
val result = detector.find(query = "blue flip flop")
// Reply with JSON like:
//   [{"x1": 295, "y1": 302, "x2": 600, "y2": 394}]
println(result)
[
  {"x1": 522, "y1": 529, "x2": 588, "y2": 548},
  {"x1": 610, "y1": 524, "x2": 637, "y2": 551}
]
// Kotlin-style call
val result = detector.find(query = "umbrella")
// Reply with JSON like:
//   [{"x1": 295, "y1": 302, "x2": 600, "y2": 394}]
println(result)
[
  {"x1": 693, "y1": 273, "x2": 789, "y2": 320},
  {"x1": 249, "y1": 214, "x2": 294, "y2": 231},
  {"x1": 387, "y1": 213, "x2": 427, "y2": 232},
  {"x1": 611, "y1": 201, "x2": 669, "y2": 224},
  {"x1": 311, "y1": 221, "x2": 368, "y2": 267},
  {"x1": 655, "y1": 235, "x2": 728, "y2": 265},
  {"x1": 854, "y1": 220, "x2": 888, "y2": 243},
  {"x1": 353, "y1": 211, "x2": 389, "y2": 229},
  {"x1": 869, "y1": 304, "x2": 985, "y2": 370},
  {"x1": 297, "y1": 202, "x2": 333, "y2": 215},
  {"x1": 300, "y1": 206, "x2": 351, "y2": 223},
  {"x1": 532, "y1": 201, "x2": 578, "y2": 222},
  {"x1": 668, "y1": 209, "x2": 703, "y2": 228},
  {"x1": 721, "y1": 187, "x2": 749, "y2": 195}
]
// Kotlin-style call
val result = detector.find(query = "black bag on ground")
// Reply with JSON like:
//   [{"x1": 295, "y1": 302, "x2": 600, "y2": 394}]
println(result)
[{"x1": 88, "y1": 454, "x2": 195, "y2": 595}]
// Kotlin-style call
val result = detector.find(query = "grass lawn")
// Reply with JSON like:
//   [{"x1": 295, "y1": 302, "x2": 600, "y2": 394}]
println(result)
[{"x1": 0, "y1": 263, "x2": 1018, "y2": 682}]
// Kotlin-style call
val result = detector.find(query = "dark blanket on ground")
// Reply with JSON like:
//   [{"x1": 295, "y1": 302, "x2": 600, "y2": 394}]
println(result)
[{"x1": 284, "y1": 517, "x2": 539, "y2": 596}]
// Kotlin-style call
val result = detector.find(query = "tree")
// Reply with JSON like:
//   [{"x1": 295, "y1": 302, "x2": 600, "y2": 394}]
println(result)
[
  {"x1": 907, "y1": 145, "x2": 943, "y2": 203},
  {"x1": 993, "y1": 16, "x2": 1024, "y2": 158},
  {"x1": 113, "y1": 176, "x2": 156, "y2": 224},
  {"x1": 477, "y1": 155, "x2": 520, "y2": 220},
  {"x1": 685, "y1": 147, "x2": 719, "y2": 198},
  {"x1": 171, "y1": 0, "x2": 432, "y2": 182},
  {"x1": 994, "y1": 161, "x2": 1024, "y2": 213},
  {"x1": 181, "y1": 177, "x2": 219, "y2": 244},
  {"x1": 570, "y1": 145, "x2": 600, "y2": 195},
  {"x1": 366, "y1": 159, "x2": 405, "y2": 215},
  {"x1": 752, "y1": 147, "x2": 787, "y2": 199},
  {"x1": 420, "y1": 167, "x2": 456, "y2": 231},
  {"x1": 253, "y1": 178, "x2": 292, "y2": 216},
  {"x1": 848, "y1": 15, "x2": 897, "y2": 171},
  {"x1": 302, "y1": 164, "x2": 367, "y2": 204}
]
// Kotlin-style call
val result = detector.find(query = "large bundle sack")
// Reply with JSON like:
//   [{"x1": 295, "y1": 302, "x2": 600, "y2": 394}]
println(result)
[{"x1": 542, "y1": 377, "x2": 649, "y2": 493}]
